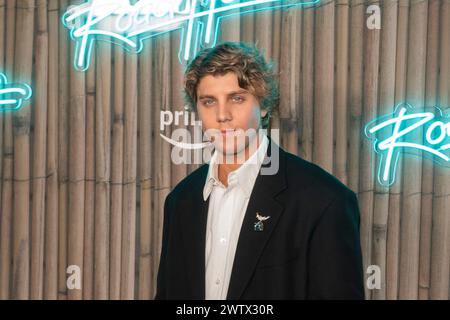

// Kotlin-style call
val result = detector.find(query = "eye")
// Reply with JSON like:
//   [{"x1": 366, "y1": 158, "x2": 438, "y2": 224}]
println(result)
[
  {"x1": 231, "y1": 95, "x2": 245, "y2": 103},
  {"x1": 202, "y1": 99, "x2": 216, "y2": 106}
]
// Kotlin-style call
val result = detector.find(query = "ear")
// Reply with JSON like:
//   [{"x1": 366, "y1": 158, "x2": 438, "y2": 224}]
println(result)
[{"x1": 261, "y1": 108, "x2": 268, "y2": 118}]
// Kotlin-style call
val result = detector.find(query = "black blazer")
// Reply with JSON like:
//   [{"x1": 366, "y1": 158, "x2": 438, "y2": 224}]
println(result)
[{"x1": 155, "y1": 138, "x2": 365, "y2": 299}]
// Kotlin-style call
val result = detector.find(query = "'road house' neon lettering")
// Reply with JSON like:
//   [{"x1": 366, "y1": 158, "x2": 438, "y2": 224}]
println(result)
[
  {"x1": 62, "y1": 0, "x2": 320, "y2": 71},
  {"x1": 365, "y1": 104, "x2": 450, "y2": 186},
  {"x1": 0, "y1": 73, "x2": 32, "y2": 112}
]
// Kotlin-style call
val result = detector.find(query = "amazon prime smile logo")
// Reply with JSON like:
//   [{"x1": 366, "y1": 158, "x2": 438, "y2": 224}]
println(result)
[{"x1": 160, "y1": 109, "x2": 279, "y2": 174}]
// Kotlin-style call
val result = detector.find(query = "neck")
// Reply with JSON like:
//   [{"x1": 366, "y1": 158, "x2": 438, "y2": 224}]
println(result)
[{"x1": 217, "y1": 135, "x2": 263, "y2": 187}]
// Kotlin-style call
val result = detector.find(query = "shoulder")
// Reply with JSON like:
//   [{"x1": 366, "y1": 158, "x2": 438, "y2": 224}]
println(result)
[
  {"x1": 165, "y1": 163, "x2": 208, "y2": 205},
  {"x1": 280, "y1": 149, "x2": 360, "y2": 231},
  {"x1": 282, "y1": 149, "x2": 356, "y2": 202}
]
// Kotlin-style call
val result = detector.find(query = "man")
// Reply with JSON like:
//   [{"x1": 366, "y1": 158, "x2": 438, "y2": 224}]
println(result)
[{"x1": 155, "y1": 42, "x2": 364, "y2": 299}]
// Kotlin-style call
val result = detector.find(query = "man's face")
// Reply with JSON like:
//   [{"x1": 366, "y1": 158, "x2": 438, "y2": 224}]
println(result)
[{"x1": 196, "y1": 72, "x2": 267, "y2": 158}]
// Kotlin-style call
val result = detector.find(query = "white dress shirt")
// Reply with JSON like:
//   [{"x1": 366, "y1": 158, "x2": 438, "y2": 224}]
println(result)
[{"x1": 203, "y1": 134, "x2": 269, "y2": 300}]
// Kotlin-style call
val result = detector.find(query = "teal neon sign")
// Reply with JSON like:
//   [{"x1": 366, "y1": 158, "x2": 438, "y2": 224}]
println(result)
[
  {"x1": 62, "y1": 0, "x2": 320, "y2": 71},
  {"x1": 365, "y1": 103, "x2": 450, "y2": 187},
  {"x1": 0, "y1": 73, "x2": 32, "y2": 112}
]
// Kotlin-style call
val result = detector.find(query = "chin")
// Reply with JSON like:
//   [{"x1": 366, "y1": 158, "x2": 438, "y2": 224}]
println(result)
[{"x1": 214, "y1": 139, "x2": 249, "y2": 163}]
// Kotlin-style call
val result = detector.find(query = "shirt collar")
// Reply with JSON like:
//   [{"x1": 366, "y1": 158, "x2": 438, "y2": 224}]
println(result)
[{"x1": 203, "y1": 134, "x2": 269, "y2": 201}]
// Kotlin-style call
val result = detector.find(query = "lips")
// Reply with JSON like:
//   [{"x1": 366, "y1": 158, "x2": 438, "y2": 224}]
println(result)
[{"x1": 220, "y1": 129, "x2": 236, "y2": 136}]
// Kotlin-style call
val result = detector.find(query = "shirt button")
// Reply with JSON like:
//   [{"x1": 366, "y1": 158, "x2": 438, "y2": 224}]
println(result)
[
  {"x1": 220, "y1": 237, "x2": 227, "y2": 244},
  {"x1": 215, "y1": 279, "x2": 220, "y2": 285}
]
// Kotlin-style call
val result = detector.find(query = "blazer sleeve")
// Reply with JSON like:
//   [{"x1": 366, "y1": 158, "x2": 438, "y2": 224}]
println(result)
[
  {"x1": 154, "y1": 193, "x2": 173, "y2": 300},
  {"x1": 307, "y1": 190, "x2": 365, "y2": 299}
]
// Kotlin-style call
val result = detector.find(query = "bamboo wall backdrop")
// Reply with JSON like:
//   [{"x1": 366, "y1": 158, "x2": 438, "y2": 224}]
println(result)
[{"x1": 0, "y1": 0, "x2": 449, "y2": 300}]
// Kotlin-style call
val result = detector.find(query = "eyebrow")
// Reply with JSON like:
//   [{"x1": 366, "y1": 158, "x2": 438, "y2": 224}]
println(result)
[{"x1": 198, "y1": 89, "x2": 248, "y2": 100}]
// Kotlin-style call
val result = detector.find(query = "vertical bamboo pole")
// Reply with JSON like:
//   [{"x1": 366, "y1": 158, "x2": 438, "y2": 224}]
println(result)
[
  {"x1": 300, "y1": 6, "x2": 314, "y2": 161},
  {"x1": 67, "y1": 10, "x2": 86, "y2": 300},
  {"x1": 386, "y1": 0, "x2": 409, "y2": 300},
  {"x1": 30, "y1": 0, "x2": 48, "y2": 300},
  {"x1": 220, "y1": 4, "x2": 240, "y2": 42},
  {"x1": 359, "y1": 0, "x2": 380, "y2": 299},
  {"x1": 255, "y1": 6, "x2": 273, "y2": 60},
  {"x1": 430, "y1": 0, "x2": 450, "y2": 300},
  {"x1": 121, "y1": 49, "x2": 138, "y2": 300},
  {"x1": 266, "y1": 7, "x2": 279, "y2": 133},
  {"x1": 313, "y1": 0, "x2": 334, "y2": 172},
  {"x1": 372, "y1": 0, "x2": 398, "y2": 301},
  {"x1": 94, "y1": 20, "x2": 111, "y2": 300},
  {"x1": 138, "y1": 38, "x2": 154, "y2": 300},
  {"x1": 279, "y1": 6, "x2": 301, "y2": 154},
  {"x1": 334, "y1": 0, "x2": 349, "y2": 184},
  {"x1": 170, "y1": 34, "x2": 187, "y2": 194},
  {"x1": 44, "y1": 0, "x2": 60, "y2": 300},
  {"x1": 256, "y1": 3, "x2": 279, "y2": 150},
  {"x1": 419, "y1": 0, "x2": 440, "y2": 300},
  {"x1": 348, "y1": 0, "x2": 364, "y2": 193},
  {"x1": 0, "y1": 0, "x2": 14, "y2": 300},
  {"x1": 240, "y1": 5, "x2": 255, "y2": 43},
  {"x1": 271, "y1": 8, "x2": 282, "y2": 67},
  {"x1": 152, "y1": 38, "x2": 172, "y2": 298},
  {"x1": 110, "y1": 45, "x2": 125, "y2": 300},
  {"x1": 58, "y1": 0, "x2": 70, "y2": 300},
  {"x1": 12, "y1": 0, "x2": 35, "y2": 300},
  {"x1": 0, "y1": 0, "x2": 4, "y2": 218},
  {"x1": 135, "y1": 67, "x2": 141, "y2": 301},
  {"x1": 83, "y1": 43, "x2": 95, "y2": 300},
  {"x1": 398, "y1": 0, "x2": 428, "y2": 300}
]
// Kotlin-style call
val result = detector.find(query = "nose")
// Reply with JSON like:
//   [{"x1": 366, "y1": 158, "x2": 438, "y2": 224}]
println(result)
[{"x1": 216, "y1": 100, "x2": 232, "y2": 123}]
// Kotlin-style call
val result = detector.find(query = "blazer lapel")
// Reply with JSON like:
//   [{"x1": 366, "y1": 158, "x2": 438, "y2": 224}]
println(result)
[{"x1": 226, "y1": 139, "x2": 287, "y2": 299}]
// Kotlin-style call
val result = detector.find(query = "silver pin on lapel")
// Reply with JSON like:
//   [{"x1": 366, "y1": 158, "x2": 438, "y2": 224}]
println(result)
[{"x1": 254, "y1": 212, "x2": 270, "y2": 231}]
